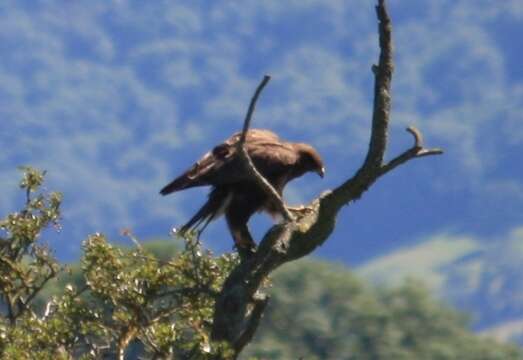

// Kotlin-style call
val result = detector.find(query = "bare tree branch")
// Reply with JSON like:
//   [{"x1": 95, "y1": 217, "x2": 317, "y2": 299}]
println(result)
[
  {"x1": 363, "y1": 0, "x2": 393, "y2": 170},
  {"x1": 326, "y1": 0, "x2": 396, "y2": 210},
  {"x1": 379, "y1": 126, "x2": 444, "y2": 175},
  {"x1": 239, "y1": 75, "x2": 271, "y2": 145},
  {"x1": 210, "y1": 1, "x2": 443, "y2": 358},
  {"x1": 235, "y1": 75, "x2": 294, "y2": 222}
]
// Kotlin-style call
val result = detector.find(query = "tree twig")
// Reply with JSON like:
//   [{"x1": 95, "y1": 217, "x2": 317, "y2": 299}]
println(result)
[
  {"x1": 19, "y1": 269, "x2": 57, "y2": 316},
  {"x1": 239, "y1": 75, "x2": 271, "y2": 145},
  {"x1": 379, "y1": 126, "x2": 443, "y2": 175},
  {"x1": 235, "y1": 75, "x2": 294, "y2": 222}
]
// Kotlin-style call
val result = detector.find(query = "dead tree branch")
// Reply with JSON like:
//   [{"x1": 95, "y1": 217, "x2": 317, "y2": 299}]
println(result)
[
  {"x1": 235, "y1": 75, "x2": 294, "y2": 222},
  {"x1": 210, "y1": 0, "x2": 443, "y2": 357},
  {"x1": 379, "y1": 126, "x2": 443, "y2": 175},
  {"x1": 239, "y1": 75, "x2": 270, "y2": 145},
  {"x1": 364, "y1": 0, "x2": 394, "y2": 170}
]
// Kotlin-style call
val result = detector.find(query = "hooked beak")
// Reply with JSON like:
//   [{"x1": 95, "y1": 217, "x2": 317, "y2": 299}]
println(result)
[{"x1": 317, "y1": 167, "x2": 325, "y2": 178}]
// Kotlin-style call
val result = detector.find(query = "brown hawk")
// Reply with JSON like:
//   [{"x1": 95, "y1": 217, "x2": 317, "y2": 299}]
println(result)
[{"x1": 160, "y1": 129, "x2": 324, "y2": 254}]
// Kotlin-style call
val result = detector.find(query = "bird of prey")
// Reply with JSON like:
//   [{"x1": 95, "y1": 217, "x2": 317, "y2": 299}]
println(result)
[{"x1": 160, "y1": 129, "x2": 324, "y2": 254}]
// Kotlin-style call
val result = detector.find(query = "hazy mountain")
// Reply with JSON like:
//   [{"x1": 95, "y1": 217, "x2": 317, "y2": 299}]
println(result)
[{"x1": 358, "y1": 227, "x2": 523, "y2": 344}]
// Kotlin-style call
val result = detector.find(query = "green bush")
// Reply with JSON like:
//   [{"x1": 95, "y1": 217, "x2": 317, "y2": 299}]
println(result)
[{"x1": 0, "y1": 168, "x2": 237, "y2": 359}]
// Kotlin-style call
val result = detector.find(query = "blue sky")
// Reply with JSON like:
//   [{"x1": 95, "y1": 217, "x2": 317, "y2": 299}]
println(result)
[{"x1": 0, "y1": 0, "x2": 522, "y2": 265}]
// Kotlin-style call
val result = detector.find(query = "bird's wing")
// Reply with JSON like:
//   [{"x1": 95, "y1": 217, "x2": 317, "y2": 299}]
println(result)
[
  {"x1": 160, "y1": 129, "x2": 294, "y2": 195},
  {"x1": 159, "y1": 147, "x2": 228, "y2": 195},
  {"x1": 226, "y1": 129, "x2": 281, "y2": 144},
  {"x1": 206, "y1": 133, "x2": 299, "y2": 184},
  {"x1": 246, "y1": 142, "x2": 299, "y2": 177}
]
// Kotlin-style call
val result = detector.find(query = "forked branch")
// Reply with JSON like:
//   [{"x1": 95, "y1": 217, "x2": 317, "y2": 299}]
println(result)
[
  {"x1": 327, "y1": 0, "x2": 441, "y2": 209},
  {"x1": 379, "y1": 126, "x2": 443, "y2": 175}
]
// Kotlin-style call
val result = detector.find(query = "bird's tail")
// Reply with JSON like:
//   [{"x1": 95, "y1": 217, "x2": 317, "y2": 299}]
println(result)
[{"x1": 178, "y1": 188, "x2": 230, "y2": 236}]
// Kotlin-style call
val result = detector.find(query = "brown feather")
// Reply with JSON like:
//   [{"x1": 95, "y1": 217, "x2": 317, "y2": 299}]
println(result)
[{"x1": 161, "y1": 129, "x2": 324, "y2": 250}]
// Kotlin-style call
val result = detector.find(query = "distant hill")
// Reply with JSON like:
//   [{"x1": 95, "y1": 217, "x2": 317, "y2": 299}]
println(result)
[
  {"x1": 244, "y1": 259, "x2": 521, "y2": 359},
  {"x1": 357, "y1": 227, "x2": 523, "y2": 344}
]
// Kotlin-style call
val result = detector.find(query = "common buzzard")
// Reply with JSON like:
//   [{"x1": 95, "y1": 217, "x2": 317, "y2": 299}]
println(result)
[{"x1": 160, "y1": 129, "x2": 324, "y2": 254}]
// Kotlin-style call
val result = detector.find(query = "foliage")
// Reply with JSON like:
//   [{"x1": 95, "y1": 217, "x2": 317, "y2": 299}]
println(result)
[
  {"x1": 0, "y1": 168, "x2": 238, "y2": 359},
  {"x1": 0, "y1": 167, "x2": 64, "y2": 358}
]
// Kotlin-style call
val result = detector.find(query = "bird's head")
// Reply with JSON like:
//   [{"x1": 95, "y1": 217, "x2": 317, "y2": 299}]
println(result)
[{"x1": 295, "y1": 143, "x2": 325, "y2": 178}]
